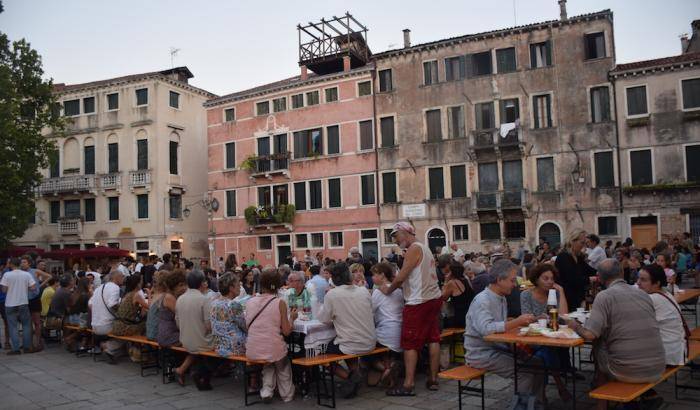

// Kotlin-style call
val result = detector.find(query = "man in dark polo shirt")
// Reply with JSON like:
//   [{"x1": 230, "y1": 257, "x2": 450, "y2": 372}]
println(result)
[{"x1": 568, "y1": 258, "x2": 665, "y2": 409}]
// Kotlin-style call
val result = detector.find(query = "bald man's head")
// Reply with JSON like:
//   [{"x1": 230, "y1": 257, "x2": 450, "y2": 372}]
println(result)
[{"x1": 597, "y1": 258, "x2": 622, "y2": 285}]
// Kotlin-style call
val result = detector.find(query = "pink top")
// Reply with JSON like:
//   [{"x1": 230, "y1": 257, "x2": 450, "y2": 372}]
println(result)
[{"x1": 245, "y1": 294, "x2": 286, "y2": 362}]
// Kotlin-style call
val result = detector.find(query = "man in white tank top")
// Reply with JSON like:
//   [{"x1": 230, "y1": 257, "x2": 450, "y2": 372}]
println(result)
[{"x1": 381, "y1": 222, "x2": 442, "y2": 396}]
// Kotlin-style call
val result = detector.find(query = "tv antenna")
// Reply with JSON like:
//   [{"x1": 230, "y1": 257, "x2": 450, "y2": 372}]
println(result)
[{"x1": 170, "y1": 47, "x2": 181, "y2": 68}]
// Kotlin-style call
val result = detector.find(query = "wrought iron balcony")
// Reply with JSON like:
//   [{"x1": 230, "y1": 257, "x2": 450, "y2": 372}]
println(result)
[
  {"x1": 251, "y1": 152, "x2": 291, "y2": 178},
  {"x1": 469, "y1": 126, "x2": 522, "y2": 149},
  {"x1": 37, "y1": 175, "x2": 96, "y2": 196},
  {"x1": 473, "y1": 189, "x2": 528, "y2": 211},
  {"x1": 129, "y1": 170, "x2": 151, "y2": 188},
  {"x1": 58, "y1": 216, "x2": 82, "y2": 235}
]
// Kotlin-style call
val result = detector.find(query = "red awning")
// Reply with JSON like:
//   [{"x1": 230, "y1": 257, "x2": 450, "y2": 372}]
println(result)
[
  {"x1": 82, "y1": 246, "x2": 131, "y2": 258},
  {"x1": 42, "y1": 248, "x2": 85, "y2": 260},
  {"x1": 0, "y1": 246, "x2": 46, "y2": 258}
]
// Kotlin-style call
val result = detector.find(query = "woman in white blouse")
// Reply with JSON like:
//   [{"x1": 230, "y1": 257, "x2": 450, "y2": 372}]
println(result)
[{"x1": 636, "y1": 263, "x2": 687, "y2": 365}]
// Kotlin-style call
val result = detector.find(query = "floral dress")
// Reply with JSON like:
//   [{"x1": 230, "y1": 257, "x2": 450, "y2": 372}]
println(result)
[
  {"x1": 210, "y1": 297, "x2": 247, "y2": 356},
  {"x1": 112, "y1": 292, "x2": 146, "y2": 336}
]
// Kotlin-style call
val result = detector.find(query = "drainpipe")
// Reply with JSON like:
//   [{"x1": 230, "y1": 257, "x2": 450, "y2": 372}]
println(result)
[
  {"x1": 609, "y1": 19, "x2": 624, "y2": 215},
  {"x1": 371, "y1": 67, "x2": 381, "y2": 221}
]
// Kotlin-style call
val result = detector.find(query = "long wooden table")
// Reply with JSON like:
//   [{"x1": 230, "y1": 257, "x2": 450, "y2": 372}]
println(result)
[
  {"x1": 484, "y1": 328, "x2": 584, "y2": 409},
  {"x1": 675, "y1": 288, "x2": 700, "y2": 326}
]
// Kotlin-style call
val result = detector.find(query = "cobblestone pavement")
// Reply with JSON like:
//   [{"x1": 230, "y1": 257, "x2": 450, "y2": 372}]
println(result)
[{"x1": 1, "y1": 340, "x2": 699, "y2": 410}]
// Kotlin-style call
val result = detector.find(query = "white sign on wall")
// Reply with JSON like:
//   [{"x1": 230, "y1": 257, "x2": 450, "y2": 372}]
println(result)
[{"x1": 402, "y1": 203, "x2": 426, "y2": 218}]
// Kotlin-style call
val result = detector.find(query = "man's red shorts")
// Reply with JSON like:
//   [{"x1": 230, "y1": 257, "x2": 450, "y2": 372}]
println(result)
[{"x1": 400, "y1": 298, "x2": 442, "y2": 351}]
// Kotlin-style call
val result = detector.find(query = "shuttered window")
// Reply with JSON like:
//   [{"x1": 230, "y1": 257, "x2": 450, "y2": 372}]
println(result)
[
  {"x1": 170, "y1": 194, "x2": 182, "y2": 219},
  {"x1": 445, "y1": 56, "x2": 466, "y2": 81},
  {"x1": 136, "y1": 88, "x2": 148, "y2": 106},
  {"x1": 309, "y1": 180, "x2": 322, "y2": 209},
  {"x1": 327, "y1": 125, "x2": 340, "y2": 155},
  {"x1": 49, "y1": 201, "x2": 60, "y2": 223},
  {"x1": 423, "y1": 61, "x2": 438, "y2": 85},
  {"x1": 682, "y1": 79, "x2": 700, "y2": 110},
  {"x1": 480, "y1": 223, "x2": 501, "y2": 240},
  {"x1": 450, "y1": 165, "x2": 467, "y2": 198},
  {"x1": 225, "y1": 142, "x2": 235, "y2": 168},
  {"x1": 428, "y1": 168, "x2": 444, "y2": 200},
  {"x1": 328, "y1": 178, "x2": 341, "y2": 208},
  {"x1": 584, "y1": 32, "x2": 606, "y2": 59},
  {"x1": 594, "y1": 151, "x2": 615, "y2": 188},
  {"x1": 226, "y1": 190, "x2": 236, "y2": 217},
  {"x1": 530, "y1": 41, "x2": 552, "y2": 68},
  {"x1": 306, "y1": 91, "x2": 319, "y2": 106},
  {"x1": 533, "y1": 94, "x2": 552, "y2": 128},
  {"x1": 361, "y1": 175, "x2": 375, "y2": 205},
  {"x1": 626, "y1": 86, "x2": 648, "y2": 116},
  {"x1": 380, "y1": 116, "x2": 395, "y2": 147},
  {"x1": 630, "y1": 149, "x2": 653, "y2": 186},
  {"x1": 475, "y1": 102, "x2": 495, "y2": 130},
  {"x1": 468, "y1": 51, "x2": 492, "y2": 76},
  {"x1": 378, "y1": 69, "x2": 393, "y2": 92},
  {"x1": 496, "y1": 47, "x2": 516, "y2": 73},
  {"x1": 291, "y1": 94, "x2": 304, "y2": 109},
  {"x1": 83, "y1": 97, "x2": 95, "y2": 114},
  {"x1": 137, "y1": 194, "x2": 149, "y2": 219},
  {"x1": 84, "y1": 198, "x2": 95, "y2": 222},
  {"x1": 256, "y1": 101, "x2": 269, "y2": 115},
  {"x1": 84, "y1": 145, "x2": 95, "y2": 175},
  {"x1": 686, "y1": 145, "x2": 700, "y2": 182},
  {"x1": 294, "y1": 182, "x2": 306, "y2": 211},
  {"x1": 137, "y1": 139, "x2": 148, "y2": 170},
  {"x1": 382, "y1": 172, "x2": 397, "y2": 204},
  {"x1": 426, "y1": 109, "x2": 442, "y2": 141},
  {"x1": 359, "y1": 120, "x2": 373, "y2": 150},
  {"x1": 293, "y1": 128, "x2": 323, "y2": 158},
  {"x1": 536, "y1": 157, "x2": 555, "y2": 191},
  {"x1": 448, "y1": 106, "x2": 465, "y2": 138},
  {"x1": 108, "y1": 197, "x2": 119, "y2": 221},
  {"x1": 325, "y1": 88, "x2": 338, "y2": 103},
  {"x1": 169, "y1": 141, "x2": 178, "y2": 175},
  {"x1": 590, "y1": 86, "x2": 611, "y2": 123},
  {"x1": 108, "y1": 143, "x2": 118, "y2": 173},
  {"x1": 169, "y1": 91, "x2": 180, "y2": 109}
]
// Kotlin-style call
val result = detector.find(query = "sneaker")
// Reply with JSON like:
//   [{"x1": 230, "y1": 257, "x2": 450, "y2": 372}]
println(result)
[
  {"x1": 7, "y1": 350, "x2": 21, "y2": 356},
  {"x1": 88, "y1": 347, "x2": 101, "y2": 354}
]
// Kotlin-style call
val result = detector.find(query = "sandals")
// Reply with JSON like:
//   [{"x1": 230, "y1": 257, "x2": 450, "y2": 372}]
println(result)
[
  {"x1": 426, "y1": 380, "x2": 439, "y2": 391},
  {"x1": 386, "y1": 385, "x2": 415, "y2": 396}
]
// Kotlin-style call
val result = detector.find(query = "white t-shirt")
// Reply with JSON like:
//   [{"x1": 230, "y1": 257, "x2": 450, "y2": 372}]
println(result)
[
  {"x1": 116, "y1": 264, "x2": 131, "y2": 277},
  {"x1": 371, "y1": 285, "x2": 404, "y2": 352},
  {"x1": 134, "y1": 263, "x2": 143, "y2": 273},
  {"x1": 89, "y1": 282, "x2": 121, "y2": 328},
  {"x1": 0, "y1": 269, "x2": 36, "y2": 307},
  {"x1": 586, "y1": 246, "x2": 606, "y2": 270},
  {"x1": 649, "y1": 292, "x2": 686, "y2": 365}
]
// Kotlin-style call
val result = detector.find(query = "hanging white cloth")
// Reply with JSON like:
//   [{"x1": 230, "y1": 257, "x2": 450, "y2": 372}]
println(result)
[{"x1": 500, "y1": 122, "x2": 516, "y2": 138}]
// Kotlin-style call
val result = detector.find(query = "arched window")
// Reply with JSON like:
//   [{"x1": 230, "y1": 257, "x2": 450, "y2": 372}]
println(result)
[
  {"x1": 63, "y1": 138, "x2": 79, "y2": 173},
  {"x1": 539, "y1": 222, "x2": 562, "y2": 249},
  {"x1": 427, "y1": 228, "x2": 447, "y2": 255}
]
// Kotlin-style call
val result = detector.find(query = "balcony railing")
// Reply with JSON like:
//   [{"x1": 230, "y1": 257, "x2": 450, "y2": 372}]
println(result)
[
  {"x1": 58, "y1": 216, "x2": 82, "y2": 235},
  {"x1": 469, "y1": 126, "x2": 521, "y2": 148},
  {"x1": 100, "y1": 173, "x2": 121, "y2": 190},
  {"x1": 129, "y1": 170, "x2": 151, "y2": 187},
  {"x1": 473, "y1": 189, "x2": 528, "y2": 211},
  {"x1": 37, "y1": 175, "x2": 96, "y2": 196},
  {"x1": 244, "y1": 204, "x2": 295, "y2": 229},
  {"x1": 252, "y1": 152, "x2": 291, "y2": 176}
]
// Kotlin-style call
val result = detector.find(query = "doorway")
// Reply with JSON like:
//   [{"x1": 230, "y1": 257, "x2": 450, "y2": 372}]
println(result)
[
  {"x1": 538, "y1": 222, "x2": 562, "y2": 249},
  {"x1": 427, "y1": 228, "x2": 447, "y2": 255},
  {"x1": 360, "y1": 229, "x2": 379, "y2": 262},
  {"x1": 631, "y1": 216, "x2": 658, "y2": 250},
  {"x1": 276, "y1": 234, "x2": 291, "y2": 267}
]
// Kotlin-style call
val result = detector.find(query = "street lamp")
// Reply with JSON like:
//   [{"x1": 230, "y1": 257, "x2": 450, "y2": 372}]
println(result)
[{"x1": 181, "y1": 195, "x2": 220, "y2": 263}]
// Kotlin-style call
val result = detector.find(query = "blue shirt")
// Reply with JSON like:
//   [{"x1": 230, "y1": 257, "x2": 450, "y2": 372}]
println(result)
[
  {"x1": 464, "y1": 287, "x2": 509, "y2": 366},
  {"x1": 306, "y1": 274, "x2": 329, "y2": 304},
  {"x1": 0, "y1": 268, "x2": 7, "y2": 303}
]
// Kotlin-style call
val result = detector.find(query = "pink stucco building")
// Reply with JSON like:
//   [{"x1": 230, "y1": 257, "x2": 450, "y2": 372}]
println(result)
[{"x1": 205, "y1": 61, "x2": 382, "y2": 266}]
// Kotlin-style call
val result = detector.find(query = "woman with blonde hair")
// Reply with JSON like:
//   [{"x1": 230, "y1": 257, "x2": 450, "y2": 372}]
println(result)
[{"x1": 554, "y1": 228, "x2": 597, "y2": 310}]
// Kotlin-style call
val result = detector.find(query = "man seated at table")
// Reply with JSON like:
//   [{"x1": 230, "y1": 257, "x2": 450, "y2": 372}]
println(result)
[
  {"x1": 286, "y1": 272, "x2": 311, "y2": 313},
  {"x1": 464, "y1": 259, "x2": 544, "y2": 401},
  {"x1": 567, "y1": 258, "x2": 665, "y2": 410},
  {"x1": 317, "y1": 262, "x2": 376, "y2": 398}
]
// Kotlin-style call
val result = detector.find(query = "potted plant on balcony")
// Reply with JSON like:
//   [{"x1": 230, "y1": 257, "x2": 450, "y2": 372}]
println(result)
[{"x1": 240, "y1": 155, "x2": 258, "y2": 171}]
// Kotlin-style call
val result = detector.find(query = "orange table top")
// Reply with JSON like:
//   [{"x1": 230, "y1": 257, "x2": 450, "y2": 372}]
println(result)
[
  {"x1": 674, "y1": 288, "x2": 700, "y2": 304},
  {"x1": 484, "y1": 327, "x2": 584, "y2": 348}
]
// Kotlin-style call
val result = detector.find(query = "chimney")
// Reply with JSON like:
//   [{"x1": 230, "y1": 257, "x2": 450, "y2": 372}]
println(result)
[
  {"x1": 403, "y1": 29, "x2": 411, "y2": 48},
  {"x1": 558, "y1": 0, "x2": 567, "y2": 21},
  {"x1": 300, "y1": 65, "x2": 308, "y2": 81},
  {"x1": 681, "y1": 35, "x2": 689, "y2": 53},
  {"x1": 343, "y1": 55, "x2": 351, "y2": 72}
]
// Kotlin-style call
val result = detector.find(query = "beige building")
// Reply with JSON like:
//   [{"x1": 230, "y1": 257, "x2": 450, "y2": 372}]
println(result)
[
  {"x1": 14, "y1": 67, "x2": 216, "y2": 259},
  {"x1": 373, "y1": 5, "x2": 618, "y2": 252},
  {"x1": 611, "y1": 51, "x2": 700, "y2": 249}
]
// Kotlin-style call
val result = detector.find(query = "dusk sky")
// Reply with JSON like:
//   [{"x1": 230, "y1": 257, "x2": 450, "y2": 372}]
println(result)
[{"x1": 1, "y1": 0, "x2": 698, "y2": 95}]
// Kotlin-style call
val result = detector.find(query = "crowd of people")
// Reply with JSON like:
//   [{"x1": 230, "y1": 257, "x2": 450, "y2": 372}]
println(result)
[{"x1": 0, "y1": 227, "x2": 698, "y2": 406}]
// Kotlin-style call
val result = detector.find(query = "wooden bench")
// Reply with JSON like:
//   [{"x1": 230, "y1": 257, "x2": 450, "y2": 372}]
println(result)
[
  {"x1": 292, "y1": 346, "x2": 389, "y2": 408},
  {"x1": 590, "y1": 341, "x2": 700, "y2": 403},
  {"x1": 107, "y1": 333, "x2": 160, "y2": 376},
  {"x1": 438, "y1": 365, "x2": 487, "y2": 410},
  {"x1": 441, "y1": 328, "x2": 465, "y2": 363},
  {"x1": 690, "y1": 327, "x2": 700, "y2": 341}
]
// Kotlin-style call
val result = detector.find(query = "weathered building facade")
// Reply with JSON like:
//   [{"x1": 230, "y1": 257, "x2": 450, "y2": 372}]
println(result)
[
  {"x1": 372, "y1": 8, "x2": 618, "y2": 252},
  {"x1": 15, "y1": 67, "x2": 214, "y2": 258},
  {"x1": 205, "y1": 16, "x2": 381, "y2": 265},
  {"x1": 611, "y1": 52, "x2": 700, "y2": 248}
]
